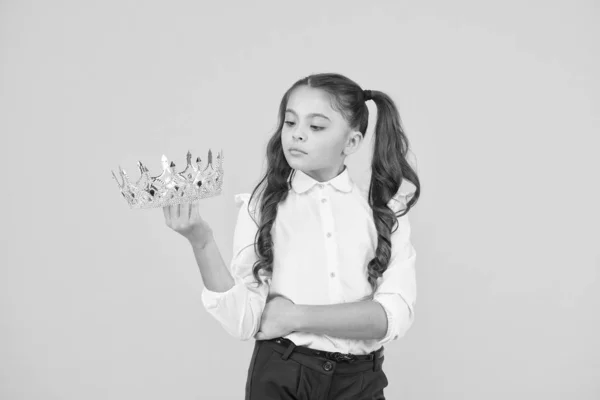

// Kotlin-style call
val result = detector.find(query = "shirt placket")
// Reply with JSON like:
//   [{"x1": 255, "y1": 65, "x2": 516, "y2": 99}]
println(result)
[{"x1": 316, "y1": 183, "x2": 341, "y2": 302}]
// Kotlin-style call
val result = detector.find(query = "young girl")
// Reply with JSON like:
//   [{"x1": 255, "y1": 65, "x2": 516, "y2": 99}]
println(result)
[{"x1": 163, "y1": 72, "x2": 420, "y2": 400}]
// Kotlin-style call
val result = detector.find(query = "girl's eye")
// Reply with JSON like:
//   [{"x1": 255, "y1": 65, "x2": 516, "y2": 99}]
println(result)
[{"x1": 283, "y1": 121, "x2": 324, "y2": 131}]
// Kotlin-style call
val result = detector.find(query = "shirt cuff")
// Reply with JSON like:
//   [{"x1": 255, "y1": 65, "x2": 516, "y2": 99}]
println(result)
[
  {"x1": 373, "y1": 293, "x2": 413, "y2": 345},
  {"x1": 201, "y1": 284, "x2": 235, "y2": 310}
]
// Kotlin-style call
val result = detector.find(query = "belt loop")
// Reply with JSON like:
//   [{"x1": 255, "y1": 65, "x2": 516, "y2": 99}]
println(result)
[
  {"x1": 373, "y1": 355, "x2": 382, "y2": 372},
  {"x1": 281, "y1": 341, "x2": 296, "y2": 360},
  {"x1": 372, "y1": 347, "x2": 384, "y2": 372}
]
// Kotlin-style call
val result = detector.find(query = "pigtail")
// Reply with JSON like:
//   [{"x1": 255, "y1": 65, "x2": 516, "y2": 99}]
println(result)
[{"x1": 364, "y1": 90, "x2": 421, "y2": 296}]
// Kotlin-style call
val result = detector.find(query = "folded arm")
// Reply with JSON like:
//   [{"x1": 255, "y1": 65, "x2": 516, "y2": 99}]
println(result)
[{"x1": 291, "y1": 213, "x2": 417, "y2": 345}]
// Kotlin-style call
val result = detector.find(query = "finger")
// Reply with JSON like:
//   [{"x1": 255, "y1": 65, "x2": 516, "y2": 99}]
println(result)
[
  {"x1": 184, "y1": 201, "x2": 192, "y2": 223},
  {"x1": 191, "y1": 200, "x2": 200, "y2": 221},
  {"x1": 162, "y1": 206, "x2": 170, "y2": 225},
  {"x1": 175, "y1": 203, "x2": 181, "y2": 220},
  {"x1": 177, "y1": 203, "x2": 187, "y2": 223},
  {"x1": 187, "y1": 201, "x2": 193, "y2": 221}
]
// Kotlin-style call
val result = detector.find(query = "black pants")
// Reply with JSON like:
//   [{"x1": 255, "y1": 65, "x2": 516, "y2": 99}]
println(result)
[{"x1": 245, "y1": 338, "x2": 388, "y2": 399}]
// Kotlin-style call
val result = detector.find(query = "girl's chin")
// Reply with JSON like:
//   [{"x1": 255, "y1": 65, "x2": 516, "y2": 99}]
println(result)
[{"x1": 286, "y1": 156, "x2": 303, "y2": 165}]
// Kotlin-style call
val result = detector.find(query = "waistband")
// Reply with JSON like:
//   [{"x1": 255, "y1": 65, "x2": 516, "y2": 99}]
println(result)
[{"x1": 263, "y1": 337, "x2": 385, "y2": 373}]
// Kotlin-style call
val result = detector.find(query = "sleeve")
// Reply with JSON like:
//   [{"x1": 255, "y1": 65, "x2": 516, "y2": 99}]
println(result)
[
  {"x1": 372, "y1": 184, "x2": 417, "y2": 345},
  {"x1": 200, "y1": 193, "x2": 271, "y2": 341}
]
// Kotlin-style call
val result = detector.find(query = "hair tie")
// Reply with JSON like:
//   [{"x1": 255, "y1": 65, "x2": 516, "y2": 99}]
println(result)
[{"x1": 363, "y1": 89, "x2": 373, "y2": 101}]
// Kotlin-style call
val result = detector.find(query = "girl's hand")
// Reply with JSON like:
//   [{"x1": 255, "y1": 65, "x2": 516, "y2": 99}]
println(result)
[
  {"x1": 255, "y1": 295, "x2": 297, "y2": 341},
  {"x1": 163, "y1": 201, "x2": 214, "y2": 247}
]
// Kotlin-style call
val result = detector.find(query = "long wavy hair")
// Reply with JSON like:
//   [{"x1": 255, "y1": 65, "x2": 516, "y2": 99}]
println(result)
[{"x1": 247, "y1": 72, "x2": 420, "y2": 297}]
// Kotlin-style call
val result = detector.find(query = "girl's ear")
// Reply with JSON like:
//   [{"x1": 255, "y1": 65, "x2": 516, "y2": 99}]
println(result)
[{"x1": 343, "y1": 130, "x2": 363, "y2": 156}]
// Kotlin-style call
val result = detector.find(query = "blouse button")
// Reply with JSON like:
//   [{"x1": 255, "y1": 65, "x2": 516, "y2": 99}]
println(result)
[
  {"x1": 321, "y1": 198, "x2": 327, "y2": 203},
  {"x1": 319, "y1": 184, "x2": 325, "y2": 189},
  {"x1": 326, "y1": 232, "x2": 332, "y2": 238},
  {"x1": 330, "y1": 272, "x2": 335, "y2": 278}
]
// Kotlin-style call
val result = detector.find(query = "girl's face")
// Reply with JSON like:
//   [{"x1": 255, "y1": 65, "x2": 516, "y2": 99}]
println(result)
[{"x1": 281, "y1": 86, "x2": 363, "y2": 182}]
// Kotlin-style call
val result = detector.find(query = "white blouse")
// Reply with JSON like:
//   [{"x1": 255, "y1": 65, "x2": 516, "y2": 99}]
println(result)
[{"x1": 201, "y1": 165, "x2": 417, "y2": 355}]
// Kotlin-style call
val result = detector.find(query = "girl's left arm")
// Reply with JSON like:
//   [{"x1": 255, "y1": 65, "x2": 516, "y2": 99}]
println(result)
[
  {"x1": 290, "y1": 300, "x2": 394, "y2": 341},
  {"x1": 290, "y1": 213, "x2": 417, "y2": 344}
]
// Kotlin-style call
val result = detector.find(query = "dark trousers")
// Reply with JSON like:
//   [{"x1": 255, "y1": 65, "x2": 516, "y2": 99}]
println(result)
[{"x1": 245, "y1": 338, "x2": 388, "y2": 400}]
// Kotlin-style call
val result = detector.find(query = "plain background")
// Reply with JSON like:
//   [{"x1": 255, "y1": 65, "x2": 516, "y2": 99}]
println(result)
[{"x1": 1, "y1": 0, "x2": 599, "y2": 399}]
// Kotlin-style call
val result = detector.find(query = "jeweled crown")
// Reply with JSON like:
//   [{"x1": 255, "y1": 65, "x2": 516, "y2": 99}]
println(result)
[{"x1": 112, "y1": 149, "x2": 224, "y2": 209}]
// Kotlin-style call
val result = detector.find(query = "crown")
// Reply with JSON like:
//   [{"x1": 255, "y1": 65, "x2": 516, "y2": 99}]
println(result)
[{"x1": 112, "y1": 149, "x2": 224, "y2": 209}]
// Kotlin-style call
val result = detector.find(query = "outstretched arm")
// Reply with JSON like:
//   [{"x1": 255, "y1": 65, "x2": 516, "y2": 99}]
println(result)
[
  {"x1": 200, "y1": 193, "x2": 269, "y2": 341},
  {"x1": 191, "y1": 236, "x2": 235, "y2": 293}
]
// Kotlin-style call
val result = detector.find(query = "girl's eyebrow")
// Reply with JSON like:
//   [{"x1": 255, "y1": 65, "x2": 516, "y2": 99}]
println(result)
[{"x1": 285, "y1": 109, "x2": 331, "y2": 121}]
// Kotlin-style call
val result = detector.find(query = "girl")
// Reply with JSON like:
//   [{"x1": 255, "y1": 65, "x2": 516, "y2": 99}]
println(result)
[{"x1": 163, "y1": 72, "x2": 420, "y2": 400}]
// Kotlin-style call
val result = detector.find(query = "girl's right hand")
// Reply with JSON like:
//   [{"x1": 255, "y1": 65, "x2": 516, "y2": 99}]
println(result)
[{"x1": 163, "y1": 201, "x2": 214, "y2": 247}]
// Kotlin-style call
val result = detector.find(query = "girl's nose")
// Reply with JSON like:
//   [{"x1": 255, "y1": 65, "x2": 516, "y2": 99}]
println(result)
[{"x1": 292, "y1": 130, "x2": 306, "y2": 141}]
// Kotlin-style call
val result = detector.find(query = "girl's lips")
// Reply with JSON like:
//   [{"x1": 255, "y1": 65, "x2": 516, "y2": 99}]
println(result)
[{"x1": 289, "y1": 149, "x2": 307, "y2": 155}]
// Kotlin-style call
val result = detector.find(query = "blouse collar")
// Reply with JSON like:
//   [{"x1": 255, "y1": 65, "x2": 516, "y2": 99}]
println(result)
[{"x1": 290, "y1": 165, "x2": 353, "y2": 194}]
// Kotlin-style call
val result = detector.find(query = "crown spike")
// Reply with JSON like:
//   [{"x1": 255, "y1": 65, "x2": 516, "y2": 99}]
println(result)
[
  {"x1": 111, "y1": 170, "x2": 123, "y2": 188},
  {"x1": 138, "y1": 160, "x2": 150, "y2": 173},
  {"x1": 180, "y1": 150, "x2": 198, "y2": 179},
  {"x1": 119, "y1": 166, "x2": 131, "y2": 184},
  {"x1": 135, "y1": 161, "x2": 151, "y2": 189}
]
